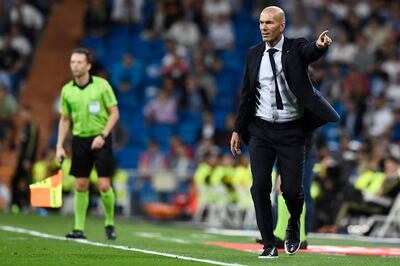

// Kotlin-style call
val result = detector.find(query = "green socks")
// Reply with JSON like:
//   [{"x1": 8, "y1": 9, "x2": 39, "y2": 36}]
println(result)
[
  {"x1": 74, "y1": 188, "x2": 115, "y2": 230},
  {"x1": 273, "y1": 195, "x2": 307, "y2": 242},
  {"x1": 74, "y1": 191, "x2": 89, "y2": 231},
  {"x1": 100, "y1": 188, "x2": 115, "y2": 226}
]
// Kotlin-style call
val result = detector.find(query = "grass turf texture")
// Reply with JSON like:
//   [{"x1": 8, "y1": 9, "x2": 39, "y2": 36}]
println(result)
[{"x1": 0, "y1": 212, "x2": 398, "y2": 266}]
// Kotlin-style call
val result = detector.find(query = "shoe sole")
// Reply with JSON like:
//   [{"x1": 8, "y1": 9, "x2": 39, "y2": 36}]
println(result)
[
  {"x1": 258, "y1": 256, "x2": 278, "y2": 259},
  {"x1": 284, "y1": 240, "x2": 300, "y2": 255}
]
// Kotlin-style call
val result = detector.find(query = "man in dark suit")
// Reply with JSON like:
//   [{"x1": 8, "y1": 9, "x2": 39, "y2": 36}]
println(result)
[{"x1": 230, "y1": 6, "x2": 339, "y2": 259}]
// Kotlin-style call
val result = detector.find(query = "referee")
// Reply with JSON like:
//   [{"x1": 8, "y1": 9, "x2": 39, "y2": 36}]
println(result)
[{"x1": 56, "y1": 48, "x2": 119, "y2": 240}]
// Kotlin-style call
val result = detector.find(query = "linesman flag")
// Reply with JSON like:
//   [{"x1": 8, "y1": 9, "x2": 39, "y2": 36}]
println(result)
[{"x1": 30, "y1": 170, "x2": 63, "y2": 208}]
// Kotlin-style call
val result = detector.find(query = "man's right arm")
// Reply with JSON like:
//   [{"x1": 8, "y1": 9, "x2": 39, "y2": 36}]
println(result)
[
  {"x1": 231, "y1": 51, "x2": 251, "y2": 156},
  {"x1": 56, "y1": 115, "x2": 70, "y2": 162},
  {"x1": 234, "y1": 51, "x2": 251, "y2": 135}
]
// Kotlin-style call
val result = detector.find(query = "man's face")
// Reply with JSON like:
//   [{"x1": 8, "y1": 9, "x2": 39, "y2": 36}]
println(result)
[
  {"x1": 70, "y1": 53, "x2": 91, "y2": 78},
  {"x1": 259, "y1": 10, "x2": 285, "y2": 44}
]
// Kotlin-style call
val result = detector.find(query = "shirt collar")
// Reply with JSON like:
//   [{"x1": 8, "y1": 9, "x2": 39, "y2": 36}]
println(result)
[
  {"x1": 265, "y1": 35, "x2": 284, "y2": 52},
  {"x1": 73, "y1": 75, "x2": 93, "y2": 90}
]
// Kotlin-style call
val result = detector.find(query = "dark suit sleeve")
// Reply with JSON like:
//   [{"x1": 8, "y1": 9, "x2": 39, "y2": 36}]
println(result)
[
  {"x1": 297, "y1": 38, "x2": 327, "y2": 64},
  {"x1": 234, "y1": 51, "x2": 251, "y2": 134}
]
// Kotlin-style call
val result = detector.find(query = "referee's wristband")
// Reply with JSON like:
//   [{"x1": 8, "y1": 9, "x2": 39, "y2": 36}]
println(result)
[{"x1": 99, "y1": 133, "x2": 107, "y2": 140}]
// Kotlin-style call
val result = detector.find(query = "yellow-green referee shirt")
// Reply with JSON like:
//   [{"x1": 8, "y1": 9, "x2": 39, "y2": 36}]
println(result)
[{"x1": 60, "y1": 75, "x2": 118, "y2": 137}]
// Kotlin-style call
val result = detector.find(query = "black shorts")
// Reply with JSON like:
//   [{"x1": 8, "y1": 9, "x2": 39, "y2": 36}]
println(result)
[{"x1": 70, "y1": 135, "x2": 114, "y2": 178}]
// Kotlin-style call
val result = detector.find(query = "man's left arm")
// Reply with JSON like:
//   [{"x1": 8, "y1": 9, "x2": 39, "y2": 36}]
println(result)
[
  {"x1": 102, "y1": 105, "x2": 119, "y2": 138},
  {"x1": 91, "y1": 105, "x2": 119, "y2": 150},
  {"x1": 91, "y1": 82, "x2": 119, "y2": 150},
  {"x1": 299, "y1": 30, "x2": 332, "y2": 63}
]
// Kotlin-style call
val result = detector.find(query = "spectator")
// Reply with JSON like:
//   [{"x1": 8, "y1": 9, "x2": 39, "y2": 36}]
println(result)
[
  {"x1": 111, "y1": 0, "x2": 144, "y2": 26},
  {"x1": 362, "y1": 15, "x2": 391, "y2": 52},
  {"x1": 390, "y1": 108, "x2": 400, "y2": 143},
  {"x1": 161, "y1": 52, "x2": 190, "y2": 90},
  {"x1": 161, "y1": 38, "x2": 188, "y2": 69},
  {"x1": 115, "y1": 79, "x2": 137, "y2": 111},
  {"x1": 0, "y1": 1, "x2": 11, "y2": 35},
  {"x1": 84, "y1": 0, "x2": 111, "y2": 38},
  {"x1": 326, "y1": 31, "x2": 357, "y2": 64},
  {"x1": 187, "y1": 0, "x2": 207, "y2": 34},
  {"x1": 199, "y1": 110, "x2": 215, "y2": 141},
  {"x1": 320, "y1": 63, "x2": 343, "y2": 102},
  {"x1": 163, "y1": 0, "x2": 184, "y2": 30},
  {"x1": 334, "y1": 155, "x2": 400, "y2": 232},
  {"x1": 143, "y1": 0, "x2": 164, "y2": 39},
  {"x1": 285, "y1": 14, "x2": 312, "y2": 39},
  {"x1": 214, "y1": 112, "x2": 235, "y2": 149},
  {"x1": 198, "y1": 39, "x2": 223, "y2": 74},
  {"x1": 10, "y1": 0, "x2": 43, "y2": 42},
  {"x1": 0, "y1": 34, "x2": 24, "y2": 74},
  {"x1": 327, "y1": 0, "x2": 349, "y2": 20},
  {"x1": 207, "y1": 15, "x2": 235, "y2": 51},
  {"x1": 11, "y1": 105, "x2": 39, "y2": 213},
  {"x1": 138, "y1": 140, "x2": 167, "y2": 178},
  {"x1": 353, "y1": 34, "x2": 375, "y2": 74},
  {"x1": 2, "y1": 24, "x2": 32, "y2": 58},
  {"x1": 180, "y1": 75, "x2": 207, "y2": 114},
  {"x1": 343, "y1": 66, "x2": 370, "y2": 103},
  {"x1": 111, "y1": 53, "x2": 143, "y2": 90},
  {"x1": 203, "y1": 0, "x2": 232, "y2": 20},
  {"x1": 167, "y1": 16, "x2": 201, "y2": 51},
  {"x1": 341, "y1": 99, "x2": 364, "y2": 140},
  {"x1": 195, "y1": 138, "x2": 220, "y2": 162},
  {"x1": 143, "y1": 89, "x2": 178, "y2": 125},
  {"x1": 363, "y1": 94, "x2": 394, "y2": 140},
  {"x1": 169, "y1": 143, "x2": 195, "y2": 181},
  {"x1": 0, "y1": 84, "x2": 17, "y2": 149},
  {"x1": 340, "y1": 11, "x2": 363, "y2": 42},
  {"x1": 381, "y1": 53, "x2": 400, "y2": 84},
  {"x1": 0, "y1": 33, "x2": 26, "y2": 94},
  {"x1": 386, "y1": 72, "x2": 400, "y2": 108},
  {"x1": 192, "y1": 53, "x2": 217, "y2": 105},
  {"x1": 0, "y1": 70, "x2": 11, "y2": 91}
]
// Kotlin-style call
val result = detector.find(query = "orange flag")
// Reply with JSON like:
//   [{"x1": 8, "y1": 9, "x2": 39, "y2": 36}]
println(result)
[{"x1": 30, "y1": 170, "x2": 63, "y2": 208}]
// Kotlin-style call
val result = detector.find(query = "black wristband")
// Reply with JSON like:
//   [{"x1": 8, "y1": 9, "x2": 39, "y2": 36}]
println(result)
[{"x1": 99, "y1": 133, "x2": 107, "y2": 139}]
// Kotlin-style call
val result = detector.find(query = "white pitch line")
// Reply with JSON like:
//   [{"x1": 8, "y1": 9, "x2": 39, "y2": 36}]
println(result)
[
  {"x1": 135, "y1": 232, "x2": 190, "y2": 244},
  {"x1": 0, "y1": 225, "x2": 245, "y2": 266}
]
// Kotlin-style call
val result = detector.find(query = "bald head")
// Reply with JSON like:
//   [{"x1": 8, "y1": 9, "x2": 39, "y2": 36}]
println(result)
[
  {"x1": 261, "y1": 6, "x2": 285, "y2": 24},
  {"x1": 259, "y1": 6, "x2": 286, "y2": 46}
]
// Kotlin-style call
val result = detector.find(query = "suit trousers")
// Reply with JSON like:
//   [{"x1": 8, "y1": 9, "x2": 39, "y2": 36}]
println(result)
[{"x1": 248, "y1": 117, "x2": 305, "y2": 248}]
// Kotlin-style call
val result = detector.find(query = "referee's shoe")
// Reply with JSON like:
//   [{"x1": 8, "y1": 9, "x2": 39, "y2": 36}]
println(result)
[
  {"x1": 65, "y1": 229, "x2": 87, "y2": 239},
  {"x1": 105, "y1": 225, "x2": 117, "y2": 240}
]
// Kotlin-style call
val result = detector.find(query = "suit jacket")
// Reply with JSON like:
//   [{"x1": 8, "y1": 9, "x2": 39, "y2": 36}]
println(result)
[{"x1": 234, "y1": 37, "x2": 340, "y2": 145}]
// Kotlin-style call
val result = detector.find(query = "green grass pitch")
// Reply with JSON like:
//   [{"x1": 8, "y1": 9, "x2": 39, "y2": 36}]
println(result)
[{"x1": 0, "y1": 212, "x2": 398, "y2": 265}]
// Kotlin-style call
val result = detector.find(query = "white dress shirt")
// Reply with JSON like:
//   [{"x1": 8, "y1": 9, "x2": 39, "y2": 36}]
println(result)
[{"x1": 255, "y1": 36, "x2": 304, "y2": 122}]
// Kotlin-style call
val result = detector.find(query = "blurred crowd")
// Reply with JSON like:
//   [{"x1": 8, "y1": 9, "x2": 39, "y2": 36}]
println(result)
[
  {"x1": 0, "y1": 0, "x2": 50, "y2": 154},
  {"x1": 0, "y1": 0, "x2": 51, "y2": 212},
  {"x1": 1, "y1": 0, "x2": 400, "y2": 234}
]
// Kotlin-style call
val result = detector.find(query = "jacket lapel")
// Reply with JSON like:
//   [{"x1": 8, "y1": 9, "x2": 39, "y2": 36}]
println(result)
[{"x1": 249, "y1": 43, "x2": 265, "y2": 93}]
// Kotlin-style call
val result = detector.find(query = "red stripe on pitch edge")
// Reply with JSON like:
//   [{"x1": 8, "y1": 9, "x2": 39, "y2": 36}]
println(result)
[{"x1": 204, "y1": 242, "x2": 400, "y2": 257}]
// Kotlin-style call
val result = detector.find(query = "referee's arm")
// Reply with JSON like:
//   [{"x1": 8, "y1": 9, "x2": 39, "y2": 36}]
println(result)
[
  {"x1": 102, "y1": 105, "x2": 119, "y2": 137},
  {"x1": 56, "y1": 114, "x2": 71, "y2": 162},
  {"x1": 91, "y1": 105, "x2": 119, "y2": 150}
]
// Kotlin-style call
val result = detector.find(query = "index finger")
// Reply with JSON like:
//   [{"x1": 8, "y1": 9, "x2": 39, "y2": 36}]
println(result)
[{"x1": 319, "y1": 30, "x2": 329, "y2": 38}]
